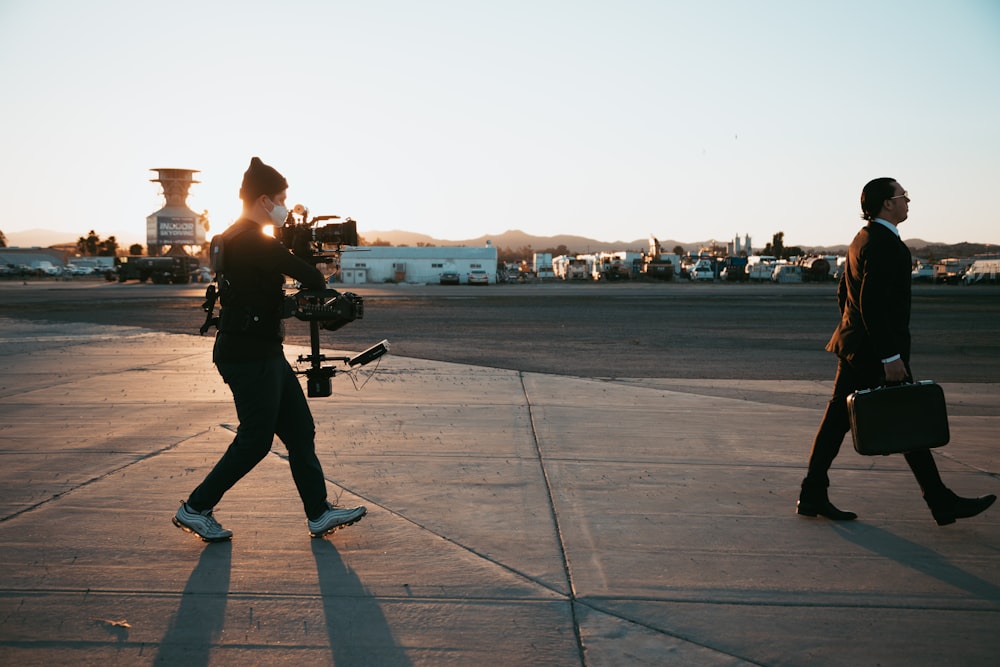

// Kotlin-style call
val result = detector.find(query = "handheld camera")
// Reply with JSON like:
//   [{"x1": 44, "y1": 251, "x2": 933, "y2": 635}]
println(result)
[
  {"x1": 275, "y1": 205, "x2": 388, "y2": 397},
  {"x1": 274, "y1": 204, "x2": 358, "y2": 265}
]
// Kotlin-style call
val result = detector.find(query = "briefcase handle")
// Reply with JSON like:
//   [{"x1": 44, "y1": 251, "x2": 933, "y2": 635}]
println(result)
[
  {"x1": 883, "y1": 372, "x2": 916, "y2": 388},
  {"x1": 856, "y1": 378, "x2": 934, "y2": 396}
]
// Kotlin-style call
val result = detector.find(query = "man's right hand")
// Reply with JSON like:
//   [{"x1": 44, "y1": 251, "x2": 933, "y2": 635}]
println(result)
[{"x1": 883, "y1": 358, "x2": 908, "y2": 384}]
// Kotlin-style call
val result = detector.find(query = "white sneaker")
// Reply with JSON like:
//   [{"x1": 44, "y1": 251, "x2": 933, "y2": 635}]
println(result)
[
  {"x1": 308, "y1": 502, "x2": 367, "y2": 537},
  {"x1": 173, "y1": 502, "x2": 233, "y2": 542}
]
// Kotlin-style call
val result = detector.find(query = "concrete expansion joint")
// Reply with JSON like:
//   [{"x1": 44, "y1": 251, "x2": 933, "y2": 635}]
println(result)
[
  {"x1": 519, "y1": 371, "x2": 586, "y2": 661},
  {"x1": 0, "y1": 430, "x2": 213, "y2": 524}
]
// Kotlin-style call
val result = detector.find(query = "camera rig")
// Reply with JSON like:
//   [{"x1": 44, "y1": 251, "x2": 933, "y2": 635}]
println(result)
[
  {"x1": 274, "y1": 203, "x2": 358, "y2": 265},
  {"x1": 201, "y1": 204, "x2": 388, "y2": 398},
  {"x1": 277, "y1": 204, "x2": 388, "y2": 397},
  {"x1": 286, "y1": 287, "x2": 389, "y2": 397}
]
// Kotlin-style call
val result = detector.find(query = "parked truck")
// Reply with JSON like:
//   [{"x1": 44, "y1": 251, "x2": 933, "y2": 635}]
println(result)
[
  {"x1": 564, "y1": 258, "x2": 591, "y2": 280},
  {"x1": 117, "y1": 255, "x2": 199, "y2": 284},
  {"x1": 645, "y1": 238, "x2": 678, "y2": 281},
  {"x1": 720, "y1": 256, "x2": 748, "y2": 282},
  {"x1": 533, "y1": 253, "x2": 555, "y2": 280},
  {"x1": 798, "y1": 255, "x2": 832, "y2": 282}
]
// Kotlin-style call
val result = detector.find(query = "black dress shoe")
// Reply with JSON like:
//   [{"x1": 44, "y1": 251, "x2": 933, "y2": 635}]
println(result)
[
  {"x1": 796, "y1": 499, "x2": 858, "y2": 521},
  {"x1": 929, "y1": 493, "x2": 996, "y2": 526}
]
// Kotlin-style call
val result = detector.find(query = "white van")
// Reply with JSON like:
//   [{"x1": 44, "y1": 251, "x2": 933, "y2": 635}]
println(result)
[{"x1": 772, "y1": 264, "x2": 803, "y2": 283}]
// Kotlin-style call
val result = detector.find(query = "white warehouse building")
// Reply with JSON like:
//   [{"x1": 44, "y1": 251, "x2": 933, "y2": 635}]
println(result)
[{"x1": 336, "y1": 243, "x2": 499, "y2": 285}]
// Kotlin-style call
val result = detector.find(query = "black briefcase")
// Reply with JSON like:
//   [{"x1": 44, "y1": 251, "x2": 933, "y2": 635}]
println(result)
[{"x1": 847, "y1": 381, "x2": 950, "y2": 456}]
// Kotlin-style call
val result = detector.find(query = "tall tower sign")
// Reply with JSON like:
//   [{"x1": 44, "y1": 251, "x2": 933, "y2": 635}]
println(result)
[{"x1": 146, "y1": 168, "x2": 205, "y2": 256}]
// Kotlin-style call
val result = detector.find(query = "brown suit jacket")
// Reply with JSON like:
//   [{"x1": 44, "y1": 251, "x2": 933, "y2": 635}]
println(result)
[{"x1": 825, "y1": 222, "x2": 912, "y2": 365}]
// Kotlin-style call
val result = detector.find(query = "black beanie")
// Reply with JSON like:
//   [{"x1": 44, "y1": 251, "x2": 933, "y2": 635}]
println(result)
[{"x1": 239, "y1": 157, "x2": 288, "y2": 202}]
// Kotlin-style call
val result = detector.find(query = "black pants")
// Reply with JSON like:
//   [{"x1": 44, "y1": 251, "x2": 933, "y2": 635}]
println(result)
[
  {"x1": 188, "y1": 356, "x2": 328, "y2": 519},
  {"x1": 804, "y1": 357, "x2": 947, "y2": 500}
]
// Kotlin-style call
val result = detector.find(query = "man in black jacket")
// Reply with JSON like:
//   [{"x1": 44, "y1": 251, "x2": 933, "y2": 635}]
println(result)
[
  {"x1": 798, "y1": 177, "x2": 995, "y2": 526},
  {"x1": 173, "y1": 157, "x2": 367, "y2": 541}
]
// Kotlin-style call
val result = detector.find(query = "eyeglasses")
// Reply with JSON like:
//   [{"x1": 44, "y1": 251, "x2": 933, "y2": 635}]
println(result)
[{"x1": 890, "y1": 191, "x2": 909, "y2": 201}]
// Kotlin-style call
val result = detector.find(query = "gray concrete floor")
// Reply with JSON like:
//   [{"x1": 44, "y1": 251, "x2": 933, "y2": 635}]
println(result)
[{"x1": 0, "y1": 317, "x2": 997, "y2": 666}]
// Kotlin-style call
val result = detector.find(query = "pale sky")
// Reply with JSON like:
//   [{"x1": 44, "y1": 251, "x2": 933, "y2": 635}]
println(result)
[{"x1": 1, "y1": 0, "x2": 998, "y2": 249}]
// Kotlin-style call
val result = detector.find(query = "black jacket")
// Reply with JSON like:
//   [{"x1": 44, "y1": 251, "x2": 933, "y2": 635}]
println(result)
[
  {"x1": 213, "y1": 218, "x2": 325, "y2": 363},
  {"x1": 825, "y1": 222, "x2": 912, "y2": 365}
]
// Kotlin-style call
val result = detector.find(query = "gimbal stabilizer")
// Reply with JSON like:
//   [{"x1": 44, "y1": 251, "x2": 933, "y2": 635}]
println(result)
[{"x1": 287, "y1": 288, "x2": 389, "y2": 397}]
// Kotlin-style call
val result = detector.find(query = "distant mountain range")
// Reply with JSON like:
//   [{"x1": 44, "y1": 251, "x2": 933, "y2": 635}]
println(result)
[
  {"x1": 361, "y1": 229, "x2": 664, "y2": 253},
  {"x1": 358, "y1": 229, "x2": 996, "y2": 258},
  {"x1": 4, "y1": 227, "x2": 994, "y2": 259}
]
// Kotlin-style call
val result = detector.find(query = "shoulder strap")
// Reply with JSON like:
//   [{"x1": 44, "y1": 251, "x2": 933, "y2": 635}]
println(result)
[
  {"x1": 209, "y1": 234, "x2": 225, "y2": 274},
  {"x1": 198, "y1": 224, "x2": 253, "y2": 335}
]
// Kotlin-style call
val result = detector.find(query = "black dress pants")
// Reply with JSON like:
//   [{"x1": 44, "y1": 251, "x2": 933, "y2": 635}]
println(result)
[
  {"x1": 804, "y1": 356, "x2": 946, "y2": 499},
  {"x1": 188, "y1": 356, "x2": 328, "y2": 519}
]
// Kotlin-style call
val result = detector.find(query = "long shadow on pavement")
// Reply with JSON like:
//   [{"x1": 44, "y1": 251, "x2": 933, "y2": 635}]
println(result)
[
  {"x1": 311, "y1": 538, "x2": 412, "y2": 666},
  {"x1": 833, "y1": 522, "x2": 1000, "y2": 606},
  {"x1": 154, "y1": 541, "x2": 232, "y2": 666}
]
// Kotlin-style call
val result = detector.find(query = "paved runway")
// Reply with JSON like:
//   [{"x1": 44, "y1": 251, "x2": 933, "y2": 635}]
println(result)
[
  {"x1": 2, "y1": 280, "x2": 999, "y2": 381},
  {"x1": 0, "y1": 286, "x2": 998, "y2": 665}
]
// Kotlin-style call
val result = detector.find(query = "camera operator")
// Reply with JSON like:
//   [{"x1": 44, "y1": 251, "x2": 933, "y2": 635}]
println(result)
[{"x1": 173, "y1": 157, "x2": 367, "y2": 542}]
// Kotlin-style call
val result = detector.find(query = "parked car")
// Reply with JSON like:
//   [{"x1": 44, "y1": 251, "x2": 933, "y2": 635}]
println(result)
[
  {"x1": 190, "y1": 266, "x2": 213, "y2": 283},
  {"x1": 772, "y1": 264, "x2": 803, "y2": 283},
  {"x1": 911, "y1": 263, "x2": 936, "y2": 282},
  {"x1": 439, "y1": 271, "x2": 460, "y2": 285},
  {"x1": 688, "y1": 260, "x2": 714, "y2": 281},
  {"x1": 467, "y1": 269, "x2": 489, "y2": 285},
  {"x1": 64, "y1": 264, "x2": 93, "y2": 276}
]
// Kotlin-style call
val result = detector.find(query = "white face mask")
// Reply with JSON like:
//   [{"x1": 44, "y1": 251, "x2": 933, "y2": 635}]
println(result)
[{"x1": 266, "y1": 199, "x2": 288, "y2": 225}]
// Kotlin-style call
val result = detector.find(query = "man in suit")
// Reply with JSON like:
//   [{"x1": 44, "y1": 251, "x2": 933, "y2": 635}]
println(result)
[{"x1": 798, "y1": 177, "x2": 995, "y2": 526}]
